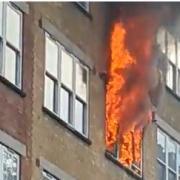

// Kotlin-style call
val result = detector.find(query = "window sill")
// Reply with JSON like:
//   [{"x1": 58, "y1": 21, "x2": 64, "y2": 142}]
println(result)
[
  {"x1": 43, "y1": 107, "x2": 92, "y2": 145},
  {"x1": 0, "y1": 75, "x2": 26, "y2": 97},
  {"x1": 166, "y1": 85, "x2": 180, "y2": 102},
  {"x1": 74, "y1": 3, "x2": 92, "y2": 20},
  {"x1": 105, "y1": 150, "x2": 142, "y2": 180}
]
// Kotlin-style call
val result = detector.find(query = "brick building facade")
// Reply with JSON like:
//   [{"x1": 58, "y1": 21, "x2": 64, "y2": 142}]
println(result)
[{"x1": 0, "y1": 2, "x2": 179, "y2": 180}]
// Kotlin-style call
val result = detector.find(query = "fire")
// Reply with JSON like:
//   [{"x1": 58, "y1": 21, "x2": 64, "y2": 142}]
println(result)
[{"x1": 105, "y1": 13, "x2": 157, "y2": 167}]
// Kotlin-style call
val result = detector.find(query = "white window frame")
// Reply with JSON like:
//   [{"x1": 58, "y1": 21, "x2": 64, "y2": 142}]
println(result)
[
  {"x1": 44, "y1": 32, "x2": 89, "y2": 137},
  {"x1": 157, "y1": 128, "x2": 180, "y2": 180},
  {"x1": 42, "y1": 170, "x2": 59, "y2": 180},
  {"x1": 0, "y1": 143, "x2": 20, "y2": 180},
  {"x1": 110, "y1": 133, "x2": 143, "y2": 177},
  {"x1": 0, "y1": 2, "x2": 23, "y2": 88},
  {"x1": 156, "y1": 27, "x2": 180, "y2": 96}
]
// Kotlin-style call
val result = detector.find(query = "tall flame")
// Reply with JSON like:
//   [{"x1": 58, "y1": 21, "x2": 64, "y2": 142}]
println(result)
[{"x1": 105, "y1": 13, "x2": 158, "y2": 167}]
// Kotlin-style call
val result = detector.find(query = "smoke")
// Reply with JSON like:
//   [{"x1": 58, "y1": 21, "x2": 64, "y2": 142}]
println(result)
[{"x1": 105, "y1": 4, "x2": 169, "y2": 166}]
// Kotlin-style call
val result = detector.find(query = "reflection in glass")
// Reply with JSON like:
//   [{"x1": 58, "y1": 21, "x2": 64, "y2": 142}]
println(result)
[
  {"x1": 177, "y1": 42, "x2": 180, "y2": 69},
  {"x1": 0, "y1": 2, "x2": 2, "y2": 36},
  {"x1": 157, "y1": 27, "x2": 166, "y2": 54},
  {"x1": 157, "y1": 130, "x2": 166, "y2": 162},
  {"x1": 60, "y1": 87, "x2": 70, "y2": 123},
  {"x1": 167, "y1": 32, "x2": 176, "y2": 64},
  {"x1": 167, "y1": 63, "x2": 174, "y2": 89},
  {"x1": 168, "y1": 170, "x2": 176, "y2": 180},
  {"x1": 157, "y1": 162, "x2": 166, "y2": 180},
  {"x1": 44, "y1": 76, "x2": 55, "y2": 112},
  {"x1": 75, "y1": 63, "x2": 87, "y2": 101},
  {"x1": 75, "y1": 99, "x2": 84, "y2": 134},
  {"x1": 167, "y1": 138, "x2": 176, "y2": 170},
  {"x1": 2, "y1": 146, "x2": 19, "y2": 180},
  {"x1": 4, "y1": 46, "x2": 16, "y2": 84},
  {"x1": 6, "y1": 5, "x2": 21, "y2": 48},
  {"x1": 61, "y1": 50, "x2": 73, "y2": 89},
  {"x1": 46, "y1": 37, "x2": 58, "y2": 78},
  {"x1": 178, "y1": 147, "x2": 180, "y2": 174}
]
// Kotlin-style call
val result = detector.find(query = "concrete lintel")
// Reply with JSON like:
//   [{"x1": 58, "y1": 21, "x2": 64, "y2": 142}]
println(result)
[
  {"x1": 155, "y1": 114, "x2": 180, "y2": 143},
  {"x1": 0, "y1": 129, "x2": 26, "y2": 156},
  {"x1": 40, "y1": 17, "x2": 94, "y2": 70},
  {"x1": 12, "y1": 2, "x2": 29, "y2": 14},
  {"x1": 40, "y1": 157, "x2": 76, "y2": 180}
]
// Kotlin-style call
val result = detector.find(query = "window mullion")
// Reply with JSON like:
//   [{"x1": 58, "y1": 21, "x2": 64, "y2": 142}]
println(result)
[
  {"x1": 1, "y1": 2, "x2": 7, "y2": 76},
  {"x1": 72, "y1": 58, "x2": 76, "y2": 127},
  {"x1": 85, "y1": 68, "x2": 89, "y2": 136},
  {"x1": 56, "y1": 45, "x2": 61, "y2": 116},
  {"x1": 166, "y1": 136, "x2": 168, "y2": 180}
]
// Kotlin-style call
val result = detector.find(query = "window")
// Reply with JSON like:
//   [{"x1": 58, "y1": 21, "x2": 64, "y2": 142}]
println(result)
[
  {"x1": 109, "y1": 133, "x2": 143, "y2": 177},
  {"x1": 0, "y1": 143, "x2": 20, "y2": 180},
  {"x1": 156, "y1": 27, "x2": 180, "y2": 96},
  {"x1": 42, "y1": 171, "x2": 59, "y2": 180},
  {"x1": 157, "y1": 128, "x2": 180, "y2": 180},
  {"x1": 44, "y1": 33, "x2": 89, "y2": 136},
  {"x1": 76, "y1": 2, "x2": 89, "y2": 12},
  {"x1": 0, "y1": 2, "x2": 23, "y2": 87}
]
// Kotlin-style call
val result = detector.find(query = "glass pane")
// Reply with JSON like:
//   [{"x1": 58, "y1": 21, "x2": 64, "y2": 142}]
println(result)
[
  {"x1": 167, "y1": 32, "x2": 176, "y2": 64},
  {"x1": 2, "y1": 146, "x2": 19, "y2": 180},
  {"x1": 6, "y1": 5, "x2": 21, "y2": 48},
  {"x1": 157, "y1": 162, "x2": 166, "y2": 180},
  {"x1": 157, "y1": 27, "x2": 166, "y2": 54},
  {"x1": 45, "y1": 36, "x2": 58, "y2": 78},
  {"x1": 76, "y1": 63, "x2": 87, "y2": 101},
  {"x1": 60, "y1": 87, "x2": 70, "y2": 123},
  {"x1": 167, "y1": 138, "x2": 176, "y2": 170},
  {"x1": 44, "y1": 76, "x2": 55, "y2": 112},
  {"x1": 177, "y1": 41, "x2": 180, "y2": 69},
  {"x1": 178, "y1": 147, "x2": 180, "y2": 174},
  {"x1": 157, "y1": 130, "x2": 166, "y2": 162},
  {"x1": 167, "y1": 63, "x2": 173, "y2": 89},
  {"x1": 0, "y1": 2, "x2": 2, "y2": 36},
  {"x1": 168, "y1": 170, "x2": 176, "y2": 180},
  {"x1": 4, "y1": 46, "x2": 16, "y2": 84},
  {"x1": 178, "y1": 72, "x2": 180, "y2": 96},
  {"x1": 75, "y1": 99, "x2": 84, "y2": 134},
  {"x1": 61, "y1": 50, "x2": 73, "y2": 89}
]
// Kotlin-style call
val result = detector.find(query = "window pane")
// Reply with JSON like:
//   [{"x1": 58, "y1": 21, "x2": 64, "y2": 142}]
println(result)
[
  {"x1": 167, "y1": 63, "x2": 174, "y2": 89},
  {"x1": 6, "y1": 5, "x2": 21, "y2": 48},
  {"x1": 44, "y1": 76, "x2": 55, "y2": 111},
  {"x1": 0, "y1": 2, "x2": 2, "y2": 36},
  {"x1": 157, "y1": 162, "x2": 166, "y2": 180},
  {"x1": 177, "y1": 41, "x2": 180, "y2": 69},
  {"x1": 46, "y1": 36, "x2": 58, "y2": 78},
  {"x1": 167, "y1": 32, "x2": 176, "y2": 64},
  {"x1": 157, "y1": 130, "x2": 166, "y2": 162},
  {"x1": 2, "y1": 146, "x2": 19, "y2": 180},
  {"x1": 75, "y1": 63, "x2": 87, "y2": 101},
  {"x1": 168, "y1": 170, "x2": 176, "y2": 180},
  {"x1": 60, "y1": 87, "x2": 70, "y2": 123},
  {"x1": 4, "y1": 46, "x2": 16, "y2": 84},
  {"x1": 177, "y1": 72, "x2": 180, "y2": 96},
  {"x1": 157, "y1": 27, "x2": 166, "y2": 54},
  {"x1": 75, "y1": 99, "x2": 84, "y2": 134},
  {"x1": 61, "y1": 50, "x2": 73, "y2": 89},
  {"x1": 167, "y1": 138, "x2": 176, "y2": 170},
  {"x1": 178, "y1": 147, "x2": 180, "y2": 174}
]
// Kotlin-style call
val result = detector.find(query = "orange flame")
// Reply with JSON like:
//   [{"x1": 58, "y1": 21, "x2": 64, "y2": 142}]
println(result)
[{"x1": 105, "y1": 15, "x2": 157, "y2": 166}]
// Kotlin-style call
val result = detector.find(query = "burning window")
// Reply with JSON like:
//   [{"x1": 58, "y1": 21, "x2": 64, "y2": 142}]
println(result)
[{"x1": 105, "y1": 12, "x2": 158, "y2": 176}]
